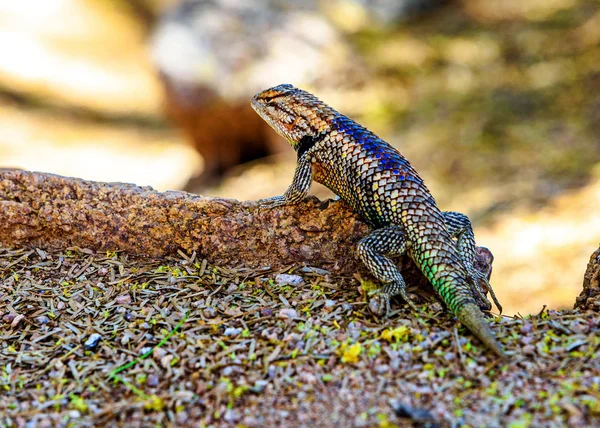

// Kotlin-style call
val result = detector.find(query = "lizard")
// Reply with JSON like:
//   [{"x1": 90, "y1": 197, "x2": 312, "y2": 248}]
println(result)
[{"x1": 251, "y1": 83, "x2": 505, "y2": 358}]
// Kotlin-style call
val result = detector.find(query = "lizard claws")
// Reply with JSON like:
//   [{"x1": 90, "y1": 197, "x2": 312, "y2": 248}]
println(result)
[{"x1": 258, "y1": 196, "x2": 287, "y2": 210}]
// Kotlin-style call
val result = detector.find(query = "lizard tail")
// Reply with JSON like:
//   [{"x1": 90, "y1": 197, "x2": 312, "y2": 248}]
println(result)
[{"x1": 456, "y1": 303, "x2": 506, "y2": 359}]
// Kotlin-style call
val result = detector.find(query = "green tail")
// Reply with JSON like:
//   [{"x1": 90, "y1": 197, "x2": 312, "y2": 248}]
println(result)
[{"x1": 456, "y1": 303, "x2": 506, "y2": 358}]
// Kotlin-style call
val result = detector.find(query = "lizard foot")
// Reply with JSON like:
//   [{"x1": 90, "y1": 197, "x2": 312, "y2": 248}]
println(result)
[
  {"x1": 257, "y1": 195, "x2": 287, "y2": 210},
  {"x1": 368, "y1": 291, "x2": 391, "y2": 317},
  {"x1": 368, "y1": 287, "x2": 419, "y2": 317}
]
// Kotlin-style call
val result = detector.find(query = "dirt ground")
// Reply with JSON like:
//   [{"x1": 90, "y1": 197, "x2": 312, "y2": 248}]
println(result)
[{"x1": 1, "y1": 246, "x2": 598, "y2": 426}]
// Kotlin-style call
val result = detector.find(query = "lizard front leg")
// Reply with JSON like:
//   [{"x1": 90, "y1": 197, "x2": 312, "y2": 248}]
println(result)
[
  {"x1": 259, "y1": 155, "x2": 312, "y2": 208},
  {"x1": 356, "y1": 225, "x2": 418, "y2": 316},
  {"x1": 442, "y1": 211, "x2": 502, "y2": 313}
]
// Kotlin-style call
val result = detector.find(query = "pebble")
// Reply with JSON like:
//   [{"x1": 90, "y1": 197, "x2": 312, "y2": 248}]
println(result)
[
  {"x1": 2, "y1": 312, "x2": 14, "y2": 323},
  {"x1": 520, "y1": 322, "x2": 533, "y2": 334},
  {"x1": 375, "y1": 364, "x2": 389, "y2": 374},
  {"x1": 253, "y1": 380, "x2": 269, "y2": 392},
  {"x1": 175, "y1": 411, "x2": 189, "y2": 424},
  {"x1": 224, "y1": 327, "x2": 242, "y2": 337},
  {"x1": 147, "y1": 374, "x2": 159, "y2": 387},
  {"x1": 140, "y1": 347, "x2": 153, "y2": 356},
  {"x1": 153, "y1": 348, "x2": 166, "y2": 359},
  {"x1": 341, "y1": 302, "x2": 353, "y2": 312},
  {"x1": 203, "y1": 307, "x2": 217, "y2": 318},
  {"x1": 274, "y1": 274, "x2": 304, "y2": 286},
  {"x1": 36, "y1": 315, "x2": 50, "y2": 325},
  {"x1": 227, "y1": 283, "x2": 238, "y2": 293},
  {"x1": 160, "y1": 355, "x2": 174, "y2": 369},
  {"x1": 116, "y1": 294, "x2": 131, "y2": 304},
  {"x1": 260, "y1": 307, "x2": 273, "y2": 317},
  {"x1": 278, "y1": 308, "x2": 298, "y2": 319},
  {"x1": 223, "y1": 409, "x2": 241, "y2": 423},
  {"x1": 84, "y1": 333, "x2": 102, "y2": 351}
]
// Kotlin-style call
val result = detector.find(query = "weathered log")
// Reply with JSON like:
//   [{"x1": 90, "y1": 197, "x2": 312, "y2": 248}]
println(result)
[
  {"x1": 575, "y1": 244, "x2": 600, "y2": 311},
  {"x1": 0, "y1": 169, "x2": 493, "y2": 294}
]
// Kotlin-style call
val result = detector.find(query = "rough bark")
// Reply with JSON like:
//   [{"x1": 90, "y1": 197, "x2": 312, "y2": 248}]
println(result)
[
  {"x1": 0, "y1": 169, "x2": 493, "y2": 292},
  {"x1": 575, "y1": 244, "x2": 600, "y2": 311}
]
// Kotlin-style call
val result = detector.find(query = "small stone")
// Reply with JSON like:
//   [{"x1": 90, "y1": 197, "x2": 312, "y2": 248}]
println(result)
[
  {"x1": 224, "y1": 327, "x2": 242, "y2": 337},
  {"x1": 523, "y1": 345, "x2": 536, "y2": 356},
  {"x1": 324, "y1": 299, "x2": 336, "y2": 309},
  {"x1": 68, "y1": 410, "x2": 81, "y2": 419},
  {"x1": 140, "y1": 347, "x2": 153, "y2": 356},
  {"x1": 175, "y1": 411, "x2": 189, "y2": 424},
  {"x1": 278, "y1": 308, "x2": 298, "y2": 319},
  {"x1": 56, "y1": 301, "x2": 66, "y2": 311},
  {"x1": 223, "y1": 409, "x2": 241, "y2": 423},
  {"x1": 203, "y1": 307, "x2": 217, "y2": 318},
  {"x1": 227, "y1": 283, "x2": 238, "y2": 293},
  {"x1": 341, "y1": 302, "x2": 353, "y2": 312},
  {"x1": 260, "y1": 307, "x2": 273, "y2": 317},
  {"x1": 125, "y1": 312, "x2": 135, "y2": 322},
  {"x1": 274, "y1": 274, "x2": 304, "y2": 286},
  {"x1": 243, "y1": 416, "x2": 259, "y2": 426},
  {"x1": 375, "y1": 364, "x2": 389, "y2": 373},
  {"x1": 252, "y1": 380, "x2": 269, "y2": 392},
  {"x1": 153, "y1": 348, "x2": 167, "y2": 359},
  {"x1": 520, "y1": 322, "x2": 533, "y2": 334},
  {"x1": 3, "y1": 313, "x2": 16, "y2": 324},
  {"x1": 160, "y1": 355, "x2": 174, "y2": 369},
  {"x1": 147, "y1": 374, "x2": 159, "y2": 387},
  {"x1": 84, "y1": 333, "x2": 102, "y2": 351},
  {"x1": 97, "y1": 267, "x2": 109, "y2": 276},
  {"x1": 116, "y1": 294, "x2": 131, "y2": 305},
  {"x1": 140, "y1": 322, "x2": 152, "y2": 330},
  {"x1": 521, "y1": 336, "x2": 533, "y2": 345},
  {"x1": 36, "y1": 316, "x2": 50, "y2": 325}
]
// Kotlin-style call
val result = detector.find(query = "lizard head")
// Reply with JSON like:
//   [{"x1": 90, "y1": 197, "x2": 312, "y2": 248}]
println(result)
[{"x1": 251, "y1": 84, "x2": 336, "y2": 151}]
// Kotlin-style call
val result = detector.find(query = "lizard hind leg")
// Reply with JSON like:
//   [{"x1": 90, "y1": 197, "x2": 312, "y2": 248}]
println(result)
[
  {"x1": 356, "y1": 225, "x2": 418, "y2": 315},
  {"x1": 442, "y1": 211, "x2": 502, "y2": 313}
]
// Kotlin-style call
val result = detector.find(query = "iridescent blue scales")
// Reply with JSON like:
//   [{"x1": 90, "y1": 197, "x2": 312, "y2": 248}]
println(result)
[{"x1": 251, "y1": 84, "x2": 505, "y2": 358}]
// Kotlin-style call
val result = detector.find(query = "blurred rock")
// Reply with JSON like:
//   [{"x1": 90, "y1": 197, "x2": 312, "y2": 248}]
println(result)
[
  {"x1": 0, "y1": 0, "x2": 201, "y2": 191},
  {"x1": 0, "y1": 0, "x2": 161, "y2": 116},
  {"x1": 323, "y1": 0, "x2": 452, "y2": 31},
  {"x1": 575, "y1": 244, "x2": 600, "y2": 312},
  {"x1": 150, "y1": 0, "x2": 367, "y2": 188}
]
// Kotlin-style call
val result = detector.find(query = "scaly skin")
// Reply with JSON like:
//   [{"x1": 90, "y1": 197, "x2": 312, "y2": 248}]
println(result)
[{"x1": 251, "y1": 84, "x2": 505, "y2": 358}]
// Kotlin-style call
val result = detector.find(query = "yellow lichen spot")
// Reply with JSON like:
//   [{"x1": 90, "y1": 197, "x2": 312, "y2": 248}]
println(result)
[
  {"x1": 373, "y1": 183, "x2": 379, "y2": 190},
  {"x1": 381, "y1": 326, "x2": 410, "y2": 343},
  {"x1": 340, "y1": 342, "x2": 362, "y2": 364},
  {"x1": 144, "y1": 395, "x2": 166, "y2": 411}
]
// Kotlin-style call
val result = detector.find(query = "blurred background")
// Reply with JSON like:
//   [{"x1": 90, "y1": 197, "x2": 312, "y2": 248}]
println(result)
[{"x1": 0, "y1": 0, "x2": 599, "y2": 315}]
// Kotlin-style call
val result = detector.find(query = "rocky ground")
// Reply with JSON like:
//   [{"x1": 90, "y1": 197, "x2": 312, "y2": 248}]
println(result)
[{"x1": 0, "y1": 246, "x2": 598, "y2": 427}]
